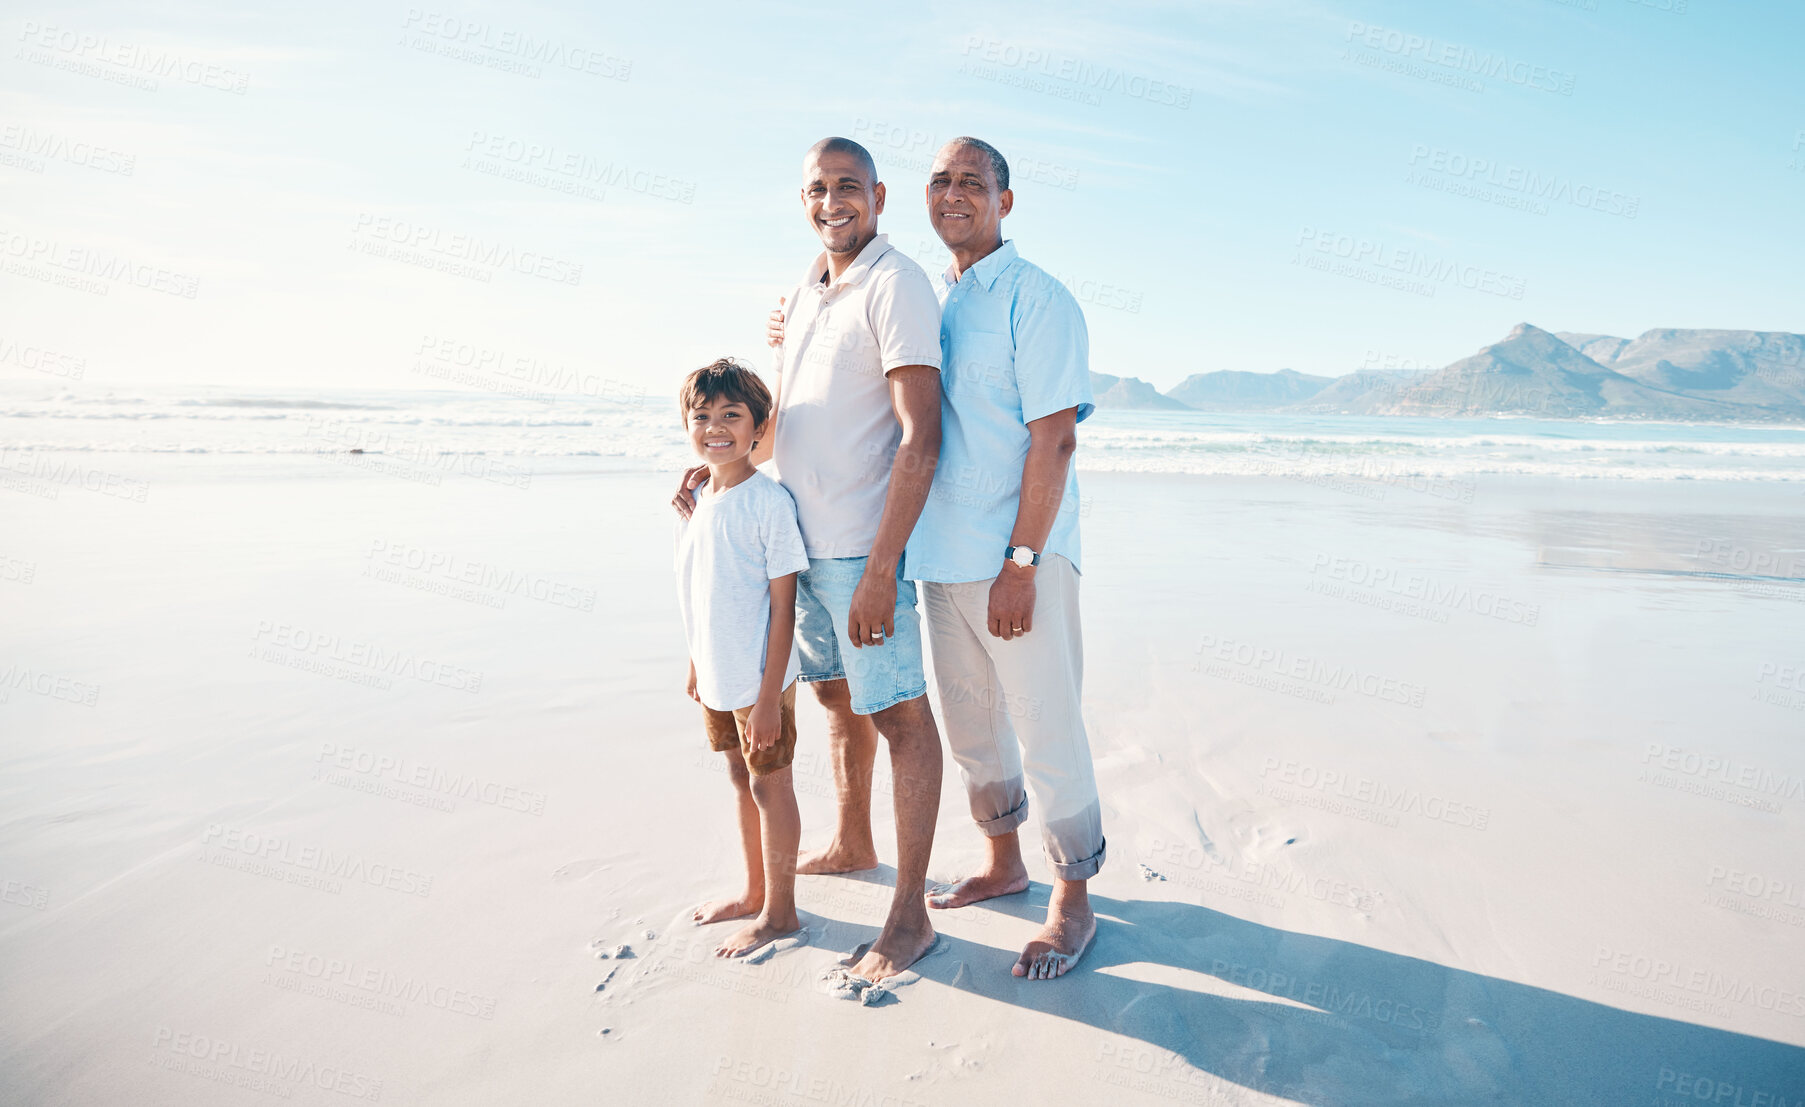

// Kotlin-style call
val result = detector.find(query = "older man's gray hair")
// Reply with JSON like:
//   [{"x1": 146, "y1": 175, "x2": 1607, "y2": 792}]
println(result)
[{"x1": 946, "y1": 136, "x2": 1009, "y2": 191}]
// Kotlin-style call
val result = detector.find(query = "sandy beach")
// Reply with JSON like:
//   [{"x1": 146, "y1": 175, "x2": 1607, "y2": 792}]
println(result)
[{"x1": 2, "y1": 451, "x2": 1801, "y2": 1105}]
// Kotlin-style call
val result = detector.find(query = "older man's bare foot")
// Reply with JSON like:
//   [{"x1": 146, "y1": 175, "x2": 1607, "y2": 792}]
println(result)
[
  {"x1": 1013, "y1": 901, "x2": 1096, "y2": 980},
  {"x1": 925, "y1": 864, "x2": 1029, "y2": 909},
  {"x1": 844, "y1": 918, "x2": 938, "y2": 983},
  {"x1": 693, "y1": 893, "x2": 761, "y2": 925},
  {"x1": 715, "y1": 913, "x2": 803, "y2": 958},
  {"x1": 796, "y1": 839, "x2": 878, "y2": 875}
]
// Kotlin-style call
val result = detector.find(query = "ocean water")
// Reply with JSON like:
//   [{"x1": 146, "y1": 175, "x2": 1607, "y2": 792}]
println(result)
[{"x1": 4, "y1": 379, "x2": 1805, "y2": 482}]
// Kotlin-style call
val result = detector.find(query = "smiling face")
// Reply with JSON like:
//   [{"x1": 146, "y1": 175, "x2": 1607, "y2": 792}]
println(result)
[
  {"x1": 686, "y1": 395, "x2": 764, "y2": 469},
  {"x1": 801, "y1": 148, "x2": 884, "y2": 257},
  {"x1": 927, "y1": 142, "x2": 1012, "y2": 257}
]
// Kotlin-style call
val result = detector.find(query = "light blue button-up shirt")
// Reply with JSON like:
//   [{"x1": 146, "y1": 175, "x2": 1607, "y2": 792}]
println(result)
[{"x1": 904, "y1": 240, "x2": 1094, "y2": 585}]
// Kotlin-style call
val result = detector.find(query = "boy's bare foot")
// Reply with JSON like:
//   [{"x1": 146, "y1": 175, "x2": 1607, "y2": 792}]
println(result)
[
  {"x1": 925, "y1": 864, "x2": 1030, "y2": 909},
  {"x1": 715, "y1": 914, "x2": 804, "y2": 958},
  {"x1": 843, "y1": 918, "x2": 938, "y2": 983},
  {"x1": 1013, "y1": 901, "x2": 1096, "y2": 980},
  {"x1": 796, "y1": 840, "x2": 878, "y2": 875},
  {"x1": 693, "y1": 893, "x2": 762, "y2": 925}
]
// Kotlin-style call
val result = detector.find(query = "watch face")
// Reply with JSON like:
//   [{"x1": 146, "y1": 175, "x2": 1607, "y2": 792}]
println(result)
[{"x1": 1012, "y1": 547, "x2": 1033, "y2": 567}]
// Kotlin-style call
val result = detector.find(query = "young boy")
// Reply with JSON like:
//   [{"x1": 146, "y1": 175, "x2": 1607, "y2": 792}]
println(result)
[{"x1": 674, "y1": 357, "x2": 810, "y2": 958}]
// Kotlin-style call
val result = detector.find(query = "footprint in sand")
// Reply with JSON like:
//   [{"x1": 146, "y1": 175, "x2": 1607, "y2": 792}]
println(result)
[{"x1": 551, "y1": 859, "x2": 612, "y2": 883}]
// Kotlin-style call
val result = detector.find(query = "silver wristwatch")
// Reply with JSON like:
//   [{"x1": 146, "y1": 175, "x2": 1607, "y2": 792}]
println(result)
[{"x1": 1005, "y1": 545, "x2": 1041, "y2": 568}]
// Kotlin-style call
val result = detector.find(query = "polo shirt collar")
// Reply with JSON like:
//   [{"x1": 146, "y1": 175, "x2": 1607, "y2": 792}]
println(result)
[
  {"x1": 943, "y1": 239, "x2": 1018, "y2": 292},
  {"x1": 803, "y1": 232, "x2": 893, "y2": 292}
]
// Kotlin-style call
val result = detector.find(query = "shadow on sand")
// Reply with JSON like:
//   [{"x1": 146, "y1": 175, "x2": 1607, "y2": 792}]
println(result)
[{"x1": 860, "y1": 883, "x2": 1804, "y2": 1106}]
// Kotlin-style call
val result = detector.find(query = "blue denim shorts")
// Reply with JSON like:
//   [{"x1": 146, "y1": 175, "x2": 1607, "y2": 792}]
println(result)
[{"x1": 794, "y1": 555, "x2": 928, "y2": 716}]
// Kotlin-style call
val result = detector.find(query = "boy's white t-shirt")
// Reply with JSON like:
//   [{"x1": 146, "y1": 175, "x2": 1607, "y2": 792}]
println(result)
[{"x1": 673, "y1": 470, "x2": 810, "y2": 712}]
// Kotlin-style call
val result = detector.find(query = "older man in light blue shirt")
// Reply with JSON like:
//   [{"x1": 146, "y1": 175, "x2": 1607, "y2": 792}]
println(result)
[
  {"x1": 908, "y1": 137, "x2": 1105, "y2": 982},
  {"x1": 903, "y1": 237, "x2": 1092, "y2": 584}
]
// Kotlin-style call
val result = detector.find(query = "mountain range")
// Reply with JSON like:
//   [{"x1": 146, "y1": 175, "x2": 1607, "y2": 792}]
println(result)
[{"x1": 1093, "y1": 326, "x2": 1805, "y2": 421}]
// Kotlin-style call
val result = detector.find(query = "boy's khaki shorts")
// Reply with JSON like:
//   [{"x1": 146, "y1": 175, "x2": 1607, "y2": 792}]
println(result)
[{"x1": 703, "y1": 682, "x2": 797, "y2": 776}]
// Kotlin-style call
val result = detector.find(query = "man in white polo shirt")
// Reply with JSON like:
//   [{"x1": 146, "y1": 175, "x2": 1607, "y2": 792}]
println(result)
[{"x1": 675, "y1": 136, "x2": 945, "y2": 985}]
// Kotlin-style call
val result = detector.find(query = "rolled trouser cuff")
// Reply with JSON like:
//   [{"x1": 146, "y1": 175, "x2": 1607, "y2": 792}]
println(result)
[
  {"x1": 1049, "y1": 836, "x2": 1106, "y2": 882},
  {"x1": 975, "y1": 790, "x2": 1030, "y2": 837}
]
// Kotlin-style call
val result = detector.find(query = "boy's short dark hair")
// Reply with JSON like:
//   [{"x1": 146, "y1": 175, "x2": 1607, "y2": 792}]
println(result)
[{"x1": 679, "y1": 357, "x2": 774, "y2": 427}]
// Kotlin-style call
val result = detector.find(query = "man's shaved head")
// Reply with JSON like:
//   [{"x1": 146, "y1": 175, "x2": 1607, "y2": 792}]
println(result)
[
  {"x1": 942, "y1": 136, "x2": 1009, "y2": 191},
  {"x1": 800, "y1": 136, "x2": 885, "y2": 261},
  {"x1": 803, "y1": 136, "x2": 877, "y2": 183}
]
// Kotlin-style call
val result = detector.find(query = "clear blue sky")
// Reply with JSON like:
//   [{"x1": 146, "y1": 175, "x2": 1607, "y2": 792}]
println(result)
[{"x1": 5, "y1": 0, "x2": 1803, "y2": 392}]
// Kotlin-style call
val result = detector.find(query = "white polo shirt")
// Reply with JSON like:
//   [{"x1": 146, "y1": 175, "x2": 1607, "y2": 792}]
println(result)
[{"x1": 772, "y1": 233, "x2": 942, "y2": 560}]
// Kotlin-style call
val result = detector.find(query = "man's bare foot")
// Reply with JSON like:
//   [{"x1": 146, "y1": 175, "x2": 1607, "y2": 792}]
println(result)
[
  {"x1": 715, "y1": 914, "x2": 804, "y2": 958},
  {"x1": 1013, "y1": 902, "x2": 1096, "y2": 980},
  {"x1": 693, "y1": 893, "x2": 761, "y2": 925},
  {"x1": 925, "y1": 865, "x2": 1030, "y2": 909},
  {"x1": 796, "y1": 840, "x2": 878, "y2": 875},
  {"x1": 843, "y1": 918, "x2": 939, "y2": 983}
]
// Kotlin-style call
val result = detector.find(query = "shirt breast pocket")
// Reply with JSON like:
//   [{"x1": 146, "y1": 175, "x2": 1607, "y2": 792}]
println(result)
[{"x1": 949, "y1": 330, "x2": 1016, "y2": 397}]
